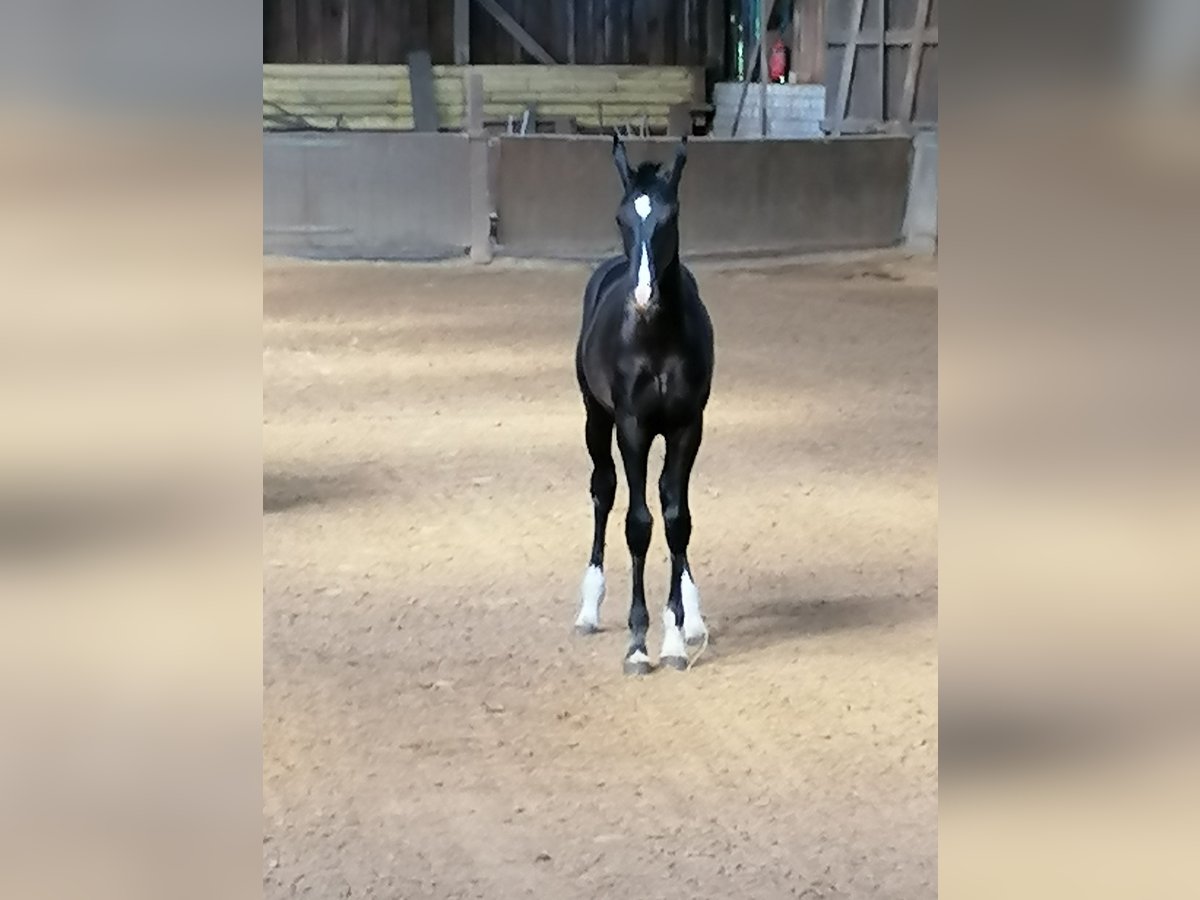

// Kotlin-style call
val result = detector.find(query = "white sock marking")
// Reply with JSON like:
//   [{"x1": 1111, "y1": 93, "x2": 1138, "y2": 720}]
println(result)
[
  {"x1": 575, "y1": 565, "x2": 605, "y2": 629},
  {"x1": 681, "y1": 570, "x2": 707, "y2": 642},
  {"x1": 626, "y1": 649, "x2": 651, "y2": 664},
  {"x1": 660, "y1": 605, "x2": 687, "y2": 660}
]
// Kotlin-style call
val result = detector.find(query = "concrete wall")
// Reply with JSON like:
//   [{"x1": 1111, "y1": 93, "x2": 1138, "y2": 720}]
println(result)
[
  {"x1": 903, "y1": 130, "x2": 938, "y2": 253},
  {"x1": 493, "y1": 135, "x2": 912, "y2": 259},
  {"x1": 263, "y1": 132, "x2": 916, "y2": 261},
  {"x1": 264, "y1": 132, "x2": 470, "y2": 259}
]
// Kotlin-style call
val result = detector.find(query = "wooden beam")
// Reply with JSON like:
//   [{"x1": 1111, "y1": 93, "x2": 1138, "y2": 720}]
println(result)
[
  {"x1": 759, "y1": 0, "x2": 768, "y2": 137},
  {"x1": 789, "y1": 0, "x2": 802, "y2": 81},
  {"x1": 454, "y1": 0, "x2": 470, "y2": 64},
  {"x1": 473, "y1": 0, "x2": 556, "y2": 65},
  {"x1": 900, "y1": 0, "x2": 932, "y2": 124},
  {"x1": 831, "y1": 0, "x2": 866, "y2": 135}
]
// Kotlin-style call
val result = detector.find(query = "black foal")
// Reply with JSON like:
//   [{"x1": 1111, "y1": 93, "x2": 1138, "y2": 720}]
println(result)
[{"x1": 573, "y1": 135, "x2": 715, "y2": 675}]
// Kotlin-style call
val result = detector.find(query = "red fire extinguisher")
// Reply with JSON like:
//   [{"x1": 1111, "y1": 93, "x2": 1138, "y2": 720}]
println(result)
[{"x1": 768, "y1": 37, "x2": 788, "y2": 83}]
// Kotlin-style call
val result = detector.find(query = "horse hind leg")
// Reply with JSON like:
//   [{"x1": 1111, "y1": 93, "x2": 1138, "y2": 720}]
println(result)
[{"x1": 575, "y1": 396, "x2": 616, "y2": 634}]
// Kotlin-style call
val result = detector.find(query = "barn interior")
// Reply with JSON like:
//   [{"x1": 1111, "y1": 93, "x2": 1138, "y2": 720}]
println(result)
[
  {"x1": 263, "y1": 3, "x2": 939, "y2": 898},
  {"x1": 263, "y1": 0, "x2": 939, "y2": 260}
]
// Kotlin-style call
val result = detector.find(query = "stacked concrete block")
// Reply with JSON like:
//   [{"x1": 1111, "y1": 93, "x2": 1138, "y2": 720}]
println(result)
[{"x1": 711, "y1": 82, "x2": 827, "y2": 138}]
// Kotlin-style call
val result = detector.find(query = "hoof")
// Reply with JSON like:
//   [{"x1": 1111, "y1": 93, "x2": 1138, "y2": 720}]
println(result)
[
  {"x1": 685, "y1": 631, "x2": 708, "y2": 647},
  {"x1": 660, "y1": 655, "x2": 689, "y2": 671},
  {"x1": 574, "y1": 622, "x2": 600, "y2": 636},
  {"x1": 622, "y1": 651, "x2": 653, "y2": 676}
]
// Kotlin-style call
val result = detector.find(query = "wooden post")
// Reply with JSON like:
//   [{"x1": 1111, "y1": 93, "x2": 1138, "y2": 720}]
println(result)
[
  {"x1": 408, "y1": 50, "x2": 439, "y2": 132},
  {"x1": 793, "y1": 0, "x2": 825, "y2": 85},
  {"x1": 466, "y1": 72, "x2": 493, "y2": 264},
  {"x1": 454, "y1": 0, "x2": 470, "y2": 64},
  {"x1": 759, "y1": 0, "x2": 769, "y2": 137}
]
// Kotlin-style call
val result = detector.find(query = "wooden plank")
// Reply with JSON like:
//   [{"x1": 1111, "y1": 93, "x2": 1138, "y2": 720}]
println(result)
[
  {"x1": 375, "y1": 0, "x2": 405, "y2": 63},
  {"x1": 704, "y1": 0, "x2": 724, "y2": 81},
  {"x1": 680, "y1": 0, "x2": 695, "y2": 66},
  {"x1": 872, "y1": 0, "x2": 884, "y2": 124},
  {"x1": 900, "y1": 0, "x2": 931, "y2": 123},
  {"x1": 338, "y1": 0, "x2": 350, "y2": 61},
  {"x1": 299, "y1": 0, "x2": 324, "y2": 62},
  {"x1": 567, "y1": 0, "x2": 576, "y2": 63},
  {"x1": 430, "y1": 0, "x2": 456, "y2": 63},
  {"x1": 409, "y1": 51, "x2": 440, "y2": 131},
  {"x1": 410, "y1": 0, "x2": 430, "y2": 59},
  {"x1": 266, "y1": 114, "x2": 415, "y2": 130},
  {"x1": 604, "y1": 0, "x2": 617, "y2": 63},
  {"x1": 273, "y1": 0, "x2": 301, "y2": 63},
  {"x1": 795, "y1": 0, "x2": 825, "y2": 83},
  {"x1": 831, "y1": 0, "x2": 866, "y2": 135},
  {"x1": 474, "y1": 0, "x2": 557, "y2": 64},
  {"x1": 590, "y1": 0, "x2": 602, "y2": 64},
  {"x1": 455, "y1": 0, "x2": 471, "y2": 63},
  {"x1": 826, "y1": 27, "x2": 939, "y2": 46},
  {"x1": 347, "y1": 0, "x2": 375, "y2": 63},
  {"x1": 649, "y1": 0, "x2": 667, "y2": 65}
]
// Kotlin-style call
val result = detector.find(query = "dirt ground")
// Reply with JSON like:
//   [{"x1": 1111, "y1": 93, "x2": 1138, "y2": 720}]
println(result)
[{"x1": 263, "y1": 253, "x2": 937, "y2": 900}]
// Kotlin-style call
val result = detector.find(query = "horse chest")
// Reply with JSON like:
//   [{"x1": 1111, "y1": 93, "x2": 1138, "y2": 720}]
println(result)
[{"x1": 629, "y1": 360, "x2": 690, "y2": 419}]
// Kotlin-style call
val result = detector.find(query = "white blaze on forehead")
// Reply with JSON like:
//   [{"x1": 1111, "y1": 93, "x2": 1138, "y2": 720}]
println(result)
[
  {"x1": 634, "y1": 242, "x2": 652, "y2": 305},
  {"x1": 633, "y1": 194, "x2": 652, "y2": 219}
]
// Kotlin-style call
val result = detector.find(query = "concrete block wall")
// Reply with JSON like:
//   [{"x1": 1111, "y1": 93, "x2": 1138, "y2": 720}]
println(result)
[
  {"x1": 494, "y1": 135, "x2": 910, "y2": 258},
  {"x1": 712, "y1": 83, "x2": 826, "y2": 138}
]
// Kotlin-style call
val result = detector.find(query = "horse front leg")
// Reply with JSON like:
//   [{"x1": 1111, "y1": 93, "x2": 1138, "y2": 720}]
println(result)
[
  {"x1": 616, "y1": 417, "x2": 653, "y2": 675},
  {"x1": 575, "y1": 395, "x2": 616, "y2": 634},
  {"x1": 659, "y1": 417, "x2": 707, "y2": 669}
]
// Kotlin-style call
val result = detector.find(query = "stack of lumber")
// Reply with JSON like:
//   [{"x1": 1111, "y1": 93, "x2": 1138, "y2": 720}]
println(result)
[
  {"x1": 263, "y1": 65, "x2": 703, "y2": 131},
  {"x1": 263, "y1": 65, "x2": 462, "y2": 130}
]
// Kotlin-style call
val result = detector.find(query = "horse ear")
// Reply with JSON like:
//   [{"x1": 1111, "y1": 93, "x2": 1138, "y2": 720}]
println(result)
[
  {"x1": 667, "y1": 136, "x2": 688, "y2": 191},
  {"x1": 612, "y1": 132, "x2": 633, "y2": 192}
]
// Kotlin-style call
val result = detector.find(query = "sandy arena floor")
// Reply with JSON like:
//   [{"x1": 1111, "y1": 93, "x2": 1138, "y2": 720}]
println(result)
[{"x1": 263, "y1": 253, "x2": 937, "y2": 899}]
